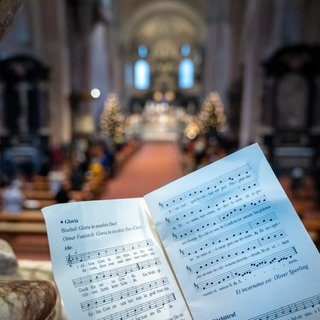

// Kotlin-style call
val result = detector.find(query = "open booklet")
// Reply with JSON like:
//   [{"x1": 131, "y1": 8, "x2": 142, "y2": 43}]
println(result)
[{"x1": 42, "y1": 143, "x2": 320, "y2": 320}]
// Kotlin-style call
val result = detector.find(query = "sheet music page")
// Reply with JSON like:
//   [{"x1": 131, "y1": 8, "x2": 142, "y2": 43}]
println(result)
[
  {"x1": 42, "y1": 198, "x2": 192, "y2": 320},
  {"x1": 144, "y1": 143, "x2": 320, "y2": 320}
]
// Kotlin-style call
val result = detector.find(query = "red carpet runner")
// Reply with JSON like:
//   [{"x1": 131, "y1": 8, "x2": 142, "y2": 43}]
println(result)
[{"x1": 101, "y1": 141, "x2": 184, "y2": 199}]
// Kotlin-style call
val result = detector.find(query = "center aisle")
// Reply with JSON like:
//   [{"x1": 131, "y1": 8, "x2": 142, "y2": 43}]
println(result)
[{"x1": 100, "y1": 141, "x2": 184, "y2": 199}]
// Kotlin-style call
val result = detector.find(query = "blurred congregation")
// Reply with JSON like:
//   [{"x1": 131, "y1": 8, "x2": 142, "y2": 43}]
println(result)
[{"x1": 1, "y1": 0, "x2": 320, "y2": 258}]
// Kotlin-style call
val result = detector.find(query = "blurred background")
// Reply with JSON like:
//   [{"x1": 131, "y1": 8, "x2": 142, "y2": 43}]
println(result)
[
  {"x1": 0, "y1": 0, "x2": 320, "y2": 256},
  {"x1": 0, "y1": 0, "x2": 320, "y2": 173}
]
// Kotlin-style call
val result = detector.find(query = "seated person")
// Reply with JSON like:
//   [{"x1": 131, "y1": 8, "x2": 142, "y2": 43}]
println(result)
[
  {"x1": 2, "y1": 178, "x2": 25, "y2": 214},
  {"x1": 54, "y1": 179, "x2": 72, "y2": 203}
]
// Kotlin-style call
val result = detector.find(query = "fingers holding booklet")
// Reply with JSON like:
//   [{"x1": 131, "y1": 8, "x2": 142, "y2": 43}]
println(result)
[{"x1": 42, "y1": 143, "x2": 320, "y2": 320}]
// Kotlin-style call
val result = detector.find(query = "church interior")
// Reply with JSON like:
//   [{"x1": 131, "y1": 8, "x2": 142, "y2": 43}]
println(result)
[{"x1": 0, "y1": 1, "x2": 320, "y2": 319}]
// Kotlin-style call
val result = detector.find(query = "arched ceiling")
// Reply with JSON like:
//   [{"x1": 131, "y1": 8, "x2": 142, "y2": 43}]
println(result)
[
  {"x1": 119, "y1": 0, "x2": 205, "y2": 48},
  {"x1": 135, "y1": 13, "x2": 198, "y2": 42}
]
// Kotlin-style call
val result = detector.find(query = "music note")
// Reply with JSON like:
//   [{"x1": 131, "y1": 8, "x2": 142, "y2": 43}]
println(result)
[
  {"x1": 80, "y1": 277, "x2": 170, "y2": 311},
  {"x1": 157, "y1": 164, "x2": 253, "y2": 212},
  {"x1": 72, "y1": 257, "x2": 161, "y2": 287},
  {"x1": 65, "y1": 239, "x2": 154, "y2": 266},
  {"x1": 98, "y1": 294, "x2": 176, "y2": 320},
  {"x1": 248, "y1": 294, "x2": 320, "y2": 320},
  {"x1": 194, "y1": 247, "x2": 297, "y2": 292},
  {"x1": 67, "y1": 253, "x2": 72, "y2": 267}
]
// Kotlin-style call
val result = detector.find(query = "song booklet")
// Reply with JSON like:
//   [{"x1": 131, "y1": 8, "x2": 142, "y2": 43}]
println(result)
[{"x1": 42, "y1": 143, "x2": 320, "y2": 320}]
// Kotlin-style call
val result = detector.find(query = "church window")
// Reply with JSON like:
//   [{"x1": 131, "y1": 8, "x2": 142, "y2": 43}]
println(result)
[
  {"x1": 179, "y1": 44, "x2": 194, "y2": 89},
  {"x1": 138, "y1": 45, "x2": 148, "y2": 58},
  {"x1": 181, "y1": 44, "x2": 191, "y2": 56},
  {"x1": 134, "y1": 45, "x2": 150, "y2": 90},
  {"x1": 179, "y1": 58, "x2": 194, "y2": 89},
  {"x1": 134, "y1": 59, "x2": 150, "y2": 90}
]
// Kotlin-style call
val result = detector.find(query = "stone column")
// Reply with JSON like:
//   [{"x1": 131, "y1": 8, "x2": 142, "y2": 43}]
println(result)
[
  {"x1": 0, "y1": 0, "x2": 24, "y2": 138},
  {"x1": 238, "y1": 0, "x2": 273, "y2": 147},
  {"x1": 31, "y1": 0, "x2": 71, "y2": 146},
  {"x1": 90, "y1": 2, "x2": 124, "y2": 133},
  {"x1": 0, "y1": 84, "x2": 6, "y2": 137},
  {"x1": 301, "y1": 0, "x2": 320, "y2": 43},
  {"x1": 203, "y1": 0, "x2": 232, "y2": 107},
  {"x1": 109, "y1": 22, "x2": 123, "y2": 101},
  {"x1": 90, "y1": 22, "x2": 110, "y2": 132}
]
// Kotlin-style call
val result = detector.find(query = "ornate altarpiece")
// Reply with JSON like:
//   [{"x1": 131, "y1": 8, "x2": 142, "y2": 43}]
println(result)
[
  {"x1": 0, "y1": 54, "x2": 50, "y2": 148},
  {"x1": 261, "y1": 44, "x2": 320, "y2": 175}
]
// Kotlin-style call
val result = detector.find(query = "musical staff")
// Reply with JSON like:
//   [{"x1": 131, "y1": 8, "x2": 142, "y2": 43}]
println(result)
[
  {"x1": 97, "y1": 293, "x2": 176, "y2": 320},
  {"x1": 248, "y1": 294, "x2": 320, "y2": 320},
  {"x1": 186, "y1": 229, "x2": 286, "y2": 274},
  {"x1": 171, "y1": 195, "x2": 269, "y2": 240},
  {"x1": 66, "y1": 239, "x2": 153, "y2": 266},
  {"x1": 179, "y1": 212, "x2": 278, "y2": 257},
  {"x1": 159, "y1": 164, "x2": 253, "y2": 210},
  {"x1": 80, "y1": 277, "x2": 169, "y2": 311},
  {"x1": 167, "y1": 190, "x2": 267, "y2": 229},
  {"x1": 72, "y1": 257, "x2": 161, "y2": 287},
  {"x1": 215, "y1": 195, "x2": 268, "y2": 224},
  {"x1": 173, "y1": 208, "x2": 277, "y2": 240},
  {"x1": 194, "y1": 247, "x2": 297, "y2": 291}
]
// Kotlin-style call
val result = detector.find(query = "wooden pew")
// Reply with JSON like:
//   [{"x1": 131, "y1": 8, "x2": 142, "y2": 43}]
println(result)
[
  {"x1": 0, "y1": 221, "x2": 46, "y2": 234},
  {"x1": 23, "y1": 190, "x2": 55, "y2": 200},
  {"x1": 23, "y1": 199, "x2": 56, "y2": 210},
  {"x1": 0, "y1": 210, "x2": 46, "y2": 235},
  {"x1": 0, "y1": 210, "x2": 49, "y2": 259},
  {"x1": 0, "y1": 210, "x2": 45, "y2": 223}
]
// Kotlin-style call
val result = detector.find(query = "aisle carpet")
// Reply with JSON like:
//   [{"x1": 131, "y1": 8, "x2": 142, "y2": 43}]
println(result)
[{"x1": 101, "y1": 141, "x2": 184, "y2": 199}]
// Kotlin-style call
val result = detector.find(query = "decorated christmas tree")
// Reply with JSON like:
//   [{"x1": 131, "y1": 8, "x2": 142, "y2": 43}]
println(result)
[
  {"x1": 100, "y1": 93, "x2": 124, "y2": 142},
  {"x1": 198, "y1": 91, "x2": 226, "y2": 135}
]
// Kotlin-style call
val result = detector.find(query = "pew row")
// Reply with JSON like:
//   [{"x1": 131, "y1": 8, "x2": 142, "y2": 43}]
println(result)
[{"x1": 0, "y1": 210, "x2": 49, "y2": 259}]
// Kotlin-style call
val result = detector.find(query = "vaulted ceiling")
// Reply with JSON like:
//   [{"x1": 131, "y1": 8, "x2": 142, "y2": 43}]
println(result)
[{"x1": 119, "y1": 0, "x2": 205, "y2": 47}]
